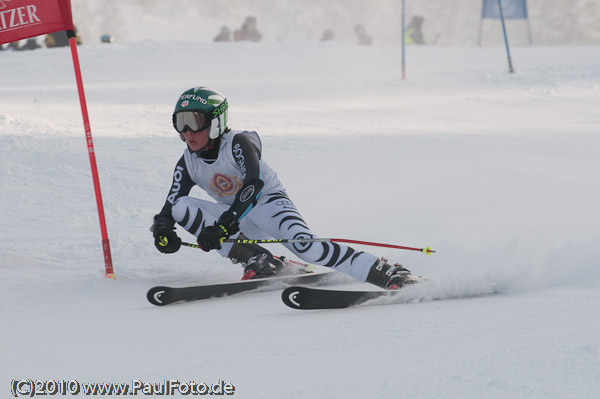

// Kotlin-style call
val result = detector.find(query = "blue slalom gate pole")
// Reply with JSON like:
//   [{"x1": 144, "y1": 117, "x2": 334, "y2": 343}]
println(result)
[
  {"x1": 401, "y1": 0, "x2": 406, "y2": 80},
  {"x1": 497, "y1": 0, "x2": 515, "y2": 73}
]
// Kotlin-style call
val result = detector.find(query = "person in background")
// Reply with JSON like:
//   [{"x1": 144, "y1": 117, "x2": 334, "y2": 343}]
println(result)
[
  {"x1": 355, "y1": 24, "x2": 372, "y2": 46},
  {"x1": 151, "y1": 85, "x2": 418, "y2": 289},
  {"x1": 100, "y1": 34, "x2": 115, "y2": 43},
  {"x1": 234, "y1": 16, "x2": 262, "y2": 42},
  {"x1": 320, "y1": 29, "x2": 335, "y2": 41},
  {"x1": 19, "y1": 38, "x2": 42, "y2": 51},
  {"x1": 45, "y1": 28, "x2": 82, "y2": 48},
  {"x1": 6, "y1": 41, "x2": 21, "y2": 51},
  {"x1": 405, "y1": 15, "x2": 425, "y2": 45},
  {"x1": 214, "y1": 26, "x2": 231, "y2": 42}
]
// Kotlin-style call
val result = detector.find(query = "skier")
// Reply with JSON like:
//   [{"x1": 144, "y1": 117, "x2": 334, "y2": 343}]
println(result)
[
  {"x1": 354, "y1": 24, "x2": 373, "y2": 46},
  {"x1": 151, "y1": 86, "x2": 415, "y2": 289},
  {"x1": 405, "y1": 15, "x2": 426, "y2": 45}
]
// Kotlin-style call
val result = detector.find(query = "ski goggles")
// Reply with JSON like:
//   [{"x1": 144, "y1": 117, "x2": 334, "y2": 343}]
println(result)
[{"x1": 173, "y1": 111, "x2": 211, "y2": 133}]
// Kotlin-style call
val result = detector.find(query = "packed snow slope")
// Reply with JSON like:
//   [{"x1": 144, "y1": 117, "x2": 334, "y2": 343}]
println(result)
[{"x1": 1, "y1": 40, "x2": 599, "y2": 398}]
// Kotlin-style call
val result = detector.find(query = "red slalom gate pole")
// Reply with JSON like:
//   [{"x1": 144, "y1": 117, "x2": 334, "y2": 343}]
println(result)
[{"x1": 68, "y1": 30, "x2": 115, "y2": 278}]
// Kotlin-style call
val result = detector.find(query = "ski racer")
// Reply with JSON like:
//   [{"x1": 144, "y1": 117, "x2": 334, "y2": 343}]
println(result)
[{"x1": 151, "y1": 86, "x2": 415, "y2": 289}]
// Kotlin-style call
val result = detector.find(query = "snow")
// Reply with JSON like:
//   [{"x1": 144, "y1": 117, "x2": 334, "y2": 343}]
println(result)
[{"x1": 2, "y1": 37, "x2": 600, "y2": 398}]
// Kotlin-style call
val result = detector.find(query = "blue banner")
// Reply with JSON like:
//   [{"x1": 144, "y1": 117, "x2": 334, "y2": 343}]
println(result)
[{"x1": 482, "y1": 0, "x2": 528, "y2": 19}]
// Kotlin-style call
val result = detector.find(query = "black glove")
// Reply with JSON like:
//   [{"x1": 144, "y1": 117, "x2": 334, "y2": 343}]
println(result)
[
  {"x1": 197, "y1": 210, "x2": 240, "y2": 252},
  {"x1": 197, "y1": 225, "x2": 228, "y2": 251},
  {"x1": 151, "y1": 215, "x2": 181, "y2": 254}
]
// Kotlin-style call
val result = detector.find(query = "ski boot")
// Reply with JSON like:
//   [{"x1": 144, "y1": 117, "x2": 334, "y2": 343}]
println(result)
[
  {"x1": 227, "y1": 234, "x2": 285, "y2": 280},
  {"x1": 366, "y1": 258, "x2": 419, "y2": 290},
  {"x1": 241, "y1": 252, "x2": 285, "y2": 280}
]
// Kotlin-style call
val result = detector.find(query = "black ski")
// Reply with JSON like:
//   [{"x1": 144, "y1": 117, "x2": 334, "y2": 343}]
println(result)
[
  {"x1": 281, "y1": 286, "x2": 397, "y2": 310},
  {"x1": 282, "y1": 279, "x2": 499, "y2": 310},
  {"x1": 147, "y1": 271, "x2": 334, "y2": 306}
]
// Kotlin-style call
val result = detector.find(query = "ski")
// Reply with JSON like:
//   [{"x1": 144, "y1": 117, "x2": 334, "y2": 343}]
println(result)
[
  {"x1": 282, "y1": 278, "x2": 500, "y2": 310},
  {"x1": 147, "y1": 271, "x2": 334, "y2": 306},
  {"x1": 281, "y1": 286, "x2": 400, "y2": 310}
]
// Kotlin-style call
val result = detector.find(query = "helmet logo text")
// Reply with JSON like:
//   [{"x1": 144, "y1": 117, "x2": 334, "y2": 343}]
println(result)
[{"x1": 179, "y1": 94, "x2": 207, "y2": 104}]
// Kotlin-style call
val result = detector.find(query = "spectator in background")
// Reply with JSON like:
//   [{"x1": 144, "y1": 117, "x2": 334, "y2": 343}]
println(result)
[
  {"x1": 234, "y1": 16, "x2": 262, "y2": 42},
  {"x1": 45, "y1": 28, "x2": 82, "y2": 48},
  {"x1": 214, "y1": 26, "x2": 231, "y2": 42},
  {"x1": 355, "y1": 24, "x2": 372, "y2": 46},
  {"x1": 20, "y1": 38, "x2": 42, "y2": 51},
  {"x1": 100, "y1": 34, "x2": 115, "y2": 43},
  {"x1": 6, "y1": 41, "x2": 21, "y2": 51},
  {"x1": 320, "y1": 29, "x2": 335, "y2": 41},
  {"x1": 45, "y1": 31, "x2": 69, "y2": 47},
  {"x1": 405, "y1": 15, "x2": 425, "y2": 45}
]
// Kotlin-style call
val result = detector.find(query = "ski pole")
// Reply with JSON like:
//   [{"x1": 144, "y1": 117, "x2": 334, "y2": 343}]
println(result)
[
  {"x1": 182, "y1": 238, "x2": 435, "y2": 255},
  {"x1": 224, "y1": 238, "x2": 435, "y2": 255}
]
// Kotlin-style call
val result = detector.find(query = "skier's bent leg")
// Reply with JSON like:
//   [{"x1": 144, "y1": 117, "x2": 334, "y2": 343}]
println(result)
[
  {"x1": 171, "y1": 196, "x2": 232, "y2": 258},
  {"x1": 172, "y1": 196, "x2": 282, "y2": 278},
  {"x1": 243, "y1": 191, "x2": 385, "y2": 282}
]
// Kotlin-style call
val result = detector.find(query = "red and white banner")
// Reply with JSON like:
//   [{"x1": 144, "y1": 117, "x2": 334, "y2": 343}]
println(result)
[{"x1": 0, "y1": 0, "x2": 74, "y2": 44}]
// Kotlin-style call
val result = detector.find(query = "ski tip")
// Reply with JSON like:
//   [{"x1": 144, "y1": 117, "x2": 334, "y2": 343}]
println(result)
[
  {"x1": 281, "y1": 286, "x2": 308, "y2": 310},
  {"x1": 147, "y1": 286, "x2": 170, "y2": 306}
]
